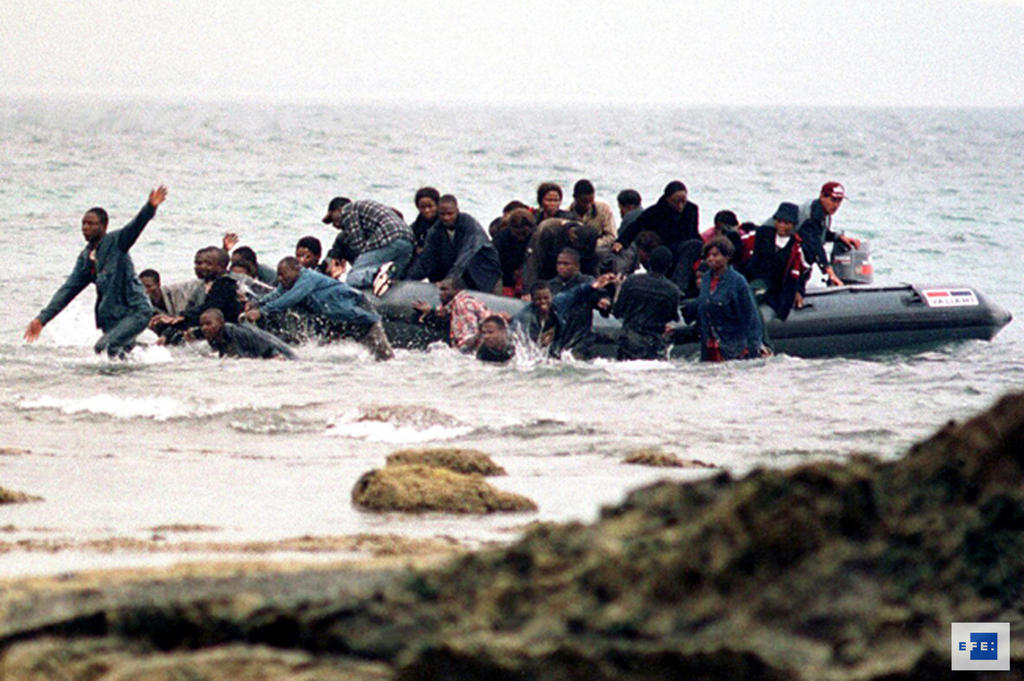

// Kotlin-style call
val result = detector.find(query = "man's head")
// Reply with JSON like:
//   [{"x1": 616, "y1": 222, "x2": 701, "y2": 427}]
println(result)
[
  {"x1": 617, "y1": 189, "x2": 641, "y2": 217},
  {"x1": 713, "y1": 210, "x2": 739, "y2": 234},
  {"x1": 773, "y1": 202, "x2": 800, "y2": 237},
  {"x1": 819, "y1": 181, "x2": 845, "y2": 216},
  {"x1": 648, "y1": 246, "x2": 673, "y2": 276},
  {"x1": 139, "y1": 269, "x2": 162, "y2": 305},
  {"x1": 438, "y1": 194, "x2": 460, "y2": 227},
  {"x1": 82, "y1": 207, "x2": 109, "y2": 245},
  {"x1": 414, "y1": 186, "x2": 440, "y2": 222},
  {"x1": 635, "y1": 230, "x2": 663, "y2": 266},
  {"x1": 555, "y1": 247, "x2": 581, "y2": 281},
  {"x1": 437, "y1": 277, "x2": 461, "y2": 305},
  {"x1": 504, "y1": 208, "x2": 536, "y2": 242},
  {"x1": 529, "y1": 282, "x2": 553, "y2": 315},
  {"x1": 230, "y1": 259, "x2": 256, "y2": 278},
  {"x1": 199, "y1": 307, "x2": 225, "y2": 341},
  {"x1": 194, "y1": 247, "x2": 229, "y2": 281},
  {"x1": 663, "y1": 181, "x2": 688, "y2": 214},
  {"x1": 322, "y1": 196, "x2": 351, "y2": 226},
  {"x1": 502, "y1": 200, "x2": 529, "y2": 216},
  {"x1": 479, "y1": 315, "x2": 509, "y2": 351},
  {"x1": 572, "y1": 179, "x2": 596, "y2": 214},
  {"x1": 276, "y1": 256, "x2": 303, "y2": 289},
  {"x1": 295, "y1": 236, "x2": 322, "y2": 269}
]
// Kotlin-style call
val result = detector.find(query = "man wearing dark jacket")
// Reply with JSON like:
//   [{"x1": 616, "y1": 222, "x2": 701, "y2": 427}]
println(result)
[
  {"x1": 404, "y1": 194, "x2": 501, "y2": 294},
  {"x1": 612, "y1": 180, "x2": 698, "y2": 256},
  {"x1": 748, "y1": 202, "x2": 810, "y2": 321},
  {"x1": 200, "y1": 308, "x2": 296, "y2": 360},
  {"x1": 797, "y1": 181, "x2": 860, "y2": 286},
  {"x1": 547, "y1": 248, "x2": 611, "y2": 358},
  {"x1": 612, "y1": 246, "x2": 681, "y2": 360},
  {"x1": 25, "y1": 186, "x2": 168, "y2": 358}
]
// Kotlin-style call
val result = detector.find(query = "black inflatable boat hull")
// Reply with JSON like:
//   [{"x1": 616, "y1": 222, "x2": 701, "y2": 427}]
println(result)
[{"x1": 371, "y1": 281, "x2": 1011, "y2": 359}]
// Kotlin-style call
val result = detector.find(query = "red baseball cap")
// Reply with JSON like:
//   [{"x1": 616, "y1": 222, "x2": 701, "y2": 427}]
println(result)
[{"x1": 821, "y1": 181, "x2": 846, "y2": 200}]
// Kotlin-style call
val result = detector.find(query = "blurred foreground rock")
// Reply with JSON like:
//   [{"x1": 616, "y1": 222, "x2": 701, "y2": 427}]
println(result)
[
  {"x1": 0, "y1": 486, "x2": 41, "y2": 504},
  {"x1": 6, "y1": 392, "x2": 1024, "y2": 680}
]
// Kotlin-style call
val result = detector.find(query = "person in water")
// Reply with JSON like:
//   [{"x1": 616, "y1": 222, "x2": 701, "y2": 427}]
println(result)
[
  {"x1": 748, "y1": 202, "x2": 810, "y2": 320},
  {"x1": 612, "y1": 245, "x2": 681, "y2": 360},
  {"x1": 25, "y1": 185, "x2": 168, "y2": 358},
  {"x1": 476, "y1": 315, "x2": 515, "y2": 363},
  {"x1": 223, "y1": 234, "x2": 278, "y2": 287},
  {"x1": 322, "y1": 196, "x2": 415, "y2": 292},
  {"x1": 684, "y1": 237, "x2": 765, "y2": 362},
  {"x1": 246, "y1": 256, "x2": 394, "y2": 361},
  {"x1": 153, "y1": 246, "x2": 245, "y2": 344},
  {"x1": 404, "y1": 194, "x2": 502, "y2": 294},
  {"x1": 199, "y1": 308, "x2": 296, "y2": 360},
  {"x1": 511, "y1": 281, "x2": 561, "y2": 355},
  {"x1": 412, "y1": 278, "x2": 492, "y2": 353}
]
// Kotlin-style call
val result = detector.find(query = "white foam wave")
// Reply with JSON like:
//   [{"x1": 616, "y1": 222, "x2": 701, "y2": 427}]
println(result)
[
  {"x1": 326, "y1": 409, "x2": 472, "y2": 444},
  {"x1": 17, "y1": 393, "x2": 230, "y2": 421}
]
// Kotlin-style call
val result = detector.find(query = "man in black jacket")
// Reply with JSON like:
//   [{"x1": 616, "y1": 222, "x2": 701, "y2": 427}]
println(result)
[
  {"x1": 612, "y1": 246, "x2": 681, "y2": 360},
  {"x1": 404, "y1": 194, "x2": 501, "y2": 294}
]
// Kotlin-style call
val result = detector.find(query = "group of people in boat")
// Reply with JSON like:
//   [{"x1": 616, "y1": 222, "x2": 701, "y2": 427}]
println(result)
[{"x1": 23, "y1": 178, "x2": 859, "y2": 363}]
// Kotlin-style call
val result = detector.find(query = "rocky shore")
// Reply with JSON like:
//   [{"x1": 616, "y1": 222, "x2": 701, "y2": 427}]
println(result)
[{"x1": 3, "y1": 393, "x2": 1024, "y2": 680}]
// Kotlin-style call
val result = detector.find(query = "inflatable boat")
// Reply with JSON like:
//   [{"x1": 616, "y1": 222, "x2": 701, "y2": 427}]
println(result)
[{"x1": 370, "y1": 280, "x2": 1011, "y2": 359}]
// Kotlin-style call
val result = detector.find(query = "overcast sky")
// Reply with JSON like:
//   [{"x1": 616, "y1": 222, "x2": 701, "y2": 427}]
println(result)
[{"x1": 2, "y1": 0, "x2": 1021, "y2": 106}]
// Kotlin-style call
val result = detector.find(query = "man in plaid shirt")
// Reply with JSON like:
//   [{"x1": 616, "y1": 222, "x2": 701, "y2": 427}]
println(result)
[
  {"x1": 322, "y1": 196, "x2": 415, "y2": 292},
  {"x1": 412, "y1": 278, "x2": 493, "y2": 352}
]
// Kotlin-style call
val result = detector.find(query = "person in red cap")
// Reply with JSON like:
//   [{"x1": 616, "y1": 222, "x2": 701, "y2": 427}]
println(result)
[{"x1": 797, "y1": 181, "x2": 861, "y2": 286}]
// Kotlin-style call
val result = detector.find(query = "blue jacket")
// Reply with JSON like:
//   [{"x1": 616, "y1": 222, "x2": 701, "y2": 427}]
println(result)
[
  {"x1": 257, "y1": 268, "x2": 379, "y2": 326},
  {"x1": 686, "y1": 267, "x2": 763, "y2": 361},
  {"x1": 38, "y1": 203, "x2": 155, "y2": 331}
]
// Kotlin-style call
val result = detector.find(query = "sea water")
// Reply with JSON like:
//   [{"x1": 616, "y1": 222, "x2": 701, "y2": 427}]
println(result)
[{"x1": 1, "y1": 98, "x2": 1022, "y2": 576}]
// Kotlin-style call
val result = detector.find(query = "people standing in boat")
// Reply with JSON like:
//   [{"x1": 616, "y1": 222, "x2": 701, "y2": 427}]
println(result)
[
  {"x1": 798, "y1": 181, "x2": 861, "y2": 286},
  {"x1": 321, "y1": 196, "x2": 415, "y2": 291},
  {"x1": 684, "y1": 237, "x2": 764, "y2": 362},
  {"x1": 246, "y1": 257, "x2": 394, "y2": 360},
  {"x1": 748, "y1": 202, "x2": 810, "y2": 320},
  {"x1": 567, "y1": 179, "x2": 617, "y2": 249},
  {"x1": 511, "y1": 282, "x2": 562, "y2": 356},
  {"x1": 492, "y1": 208, "x2": 536, "y2": 297},
  {"x1": 534, "y1": 182, "x2": 573, "y2": 223},
  {"x1": 612, "y1": 246, "x2": 681, "y2": 360},
  {"x1": 412, "y1": 278, "x2": 492, "y2": 353},
  {"x1": 612, "y1": 180, "x2": 699, "y2": 266},
  {"x1": 24, "y1": 186, "x2": 168, "y2": 358},
  {"x1": 404, "y1": 194, "x2": 502, "y2": 294},
  {"x1": 199, "y1": 308, "x2": 296, "y2": 360},
  {"x1": 476, "y1": 315, "x2": 515, "y2": 363}
]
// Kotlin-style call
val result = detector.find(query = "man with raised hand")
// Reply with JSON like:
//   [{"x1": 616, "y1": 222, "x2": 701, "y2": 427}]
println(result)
[{"x1": 25, "y1": 185, "x2": 168, "y2": 358}]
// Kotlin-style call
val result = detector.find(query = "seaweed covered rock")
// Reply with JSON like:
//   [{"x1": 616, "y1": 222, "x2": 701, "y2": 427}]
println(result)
[
  {"x1": 386, "y1": 448, "x2": 506, "y2": 475},
  {"x1": 352, "y1": 465, "x2": 535, "y2": 514},
  {"x1": 622, "y1": 447, "x2": 715, "y2": 468},
  {"x1": 389, "y1": 392, "x2": 1024, "y2": 679}
]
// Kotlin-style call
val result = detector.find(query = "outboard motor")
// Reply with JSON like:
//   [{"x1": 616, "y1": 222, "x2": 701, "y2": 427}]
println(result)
[{"x1": 831, "y1": 239, "x2": 873, "y2": 284}]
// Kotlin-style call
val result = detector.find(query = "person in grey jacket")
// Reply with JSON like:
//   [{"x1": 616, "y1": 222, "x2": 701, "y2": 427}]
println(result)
[
  {"x1": 24, "y1": 186, "x2": 168, "y2": 358},
  {"x1": 199, "y1": 308, "x2": 296, "y2": 360}
]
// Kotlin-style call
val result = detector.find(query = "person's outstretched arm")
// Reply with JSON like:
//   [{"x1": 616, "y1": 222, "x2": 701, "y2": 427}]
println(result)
[{"x1": 115, "y1": 186, "x2": 168, "y2": 252}]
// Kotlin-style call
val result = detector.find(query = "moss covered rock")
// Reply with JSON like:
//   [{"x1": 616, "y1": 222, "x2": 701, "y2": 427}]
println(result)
[
  {"x1": 352, "y1": 465, "x2": 536, "y2": 514},
  {"x1": 622, "y1": 447, "x2": 716, "y2": 468},
  {"x1": 385, "y1": 448, "x2": 506, "y2": 475},
  {"x1": 0, "y1": 486, "x2": 41, "y2": 504}
]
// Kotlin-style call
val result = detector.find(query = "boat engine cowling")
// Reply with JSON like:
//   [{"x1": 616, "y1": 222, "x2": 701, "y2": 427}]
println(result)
[{"x1": 831, "y1": 239, "x2": 873, "y2": 284}]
